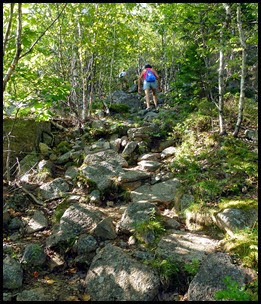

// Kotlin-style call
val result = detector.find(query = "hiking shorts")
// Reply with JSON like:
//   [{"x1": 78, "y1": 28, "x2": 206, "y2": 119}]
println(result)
[{"x1": 143, "y1": 80, "x2": 158, "y2": 90}]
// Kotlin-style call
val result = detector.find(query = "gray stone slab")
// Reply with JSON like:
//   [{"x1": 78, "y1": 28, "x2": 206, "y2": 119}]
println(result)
[
  {"x1": 85, "y1": 244, "x2": 160, "y2": 301},
  {"x1": 156, "y1": 230, "x2": 218, "y2": 263}
]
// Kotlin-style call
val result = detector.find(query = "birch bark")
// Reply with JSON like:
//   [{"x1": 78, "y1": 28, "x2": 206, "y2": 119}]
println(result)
[{"x1": 233, "y1": 3, "x2": 247, "y2": 137}]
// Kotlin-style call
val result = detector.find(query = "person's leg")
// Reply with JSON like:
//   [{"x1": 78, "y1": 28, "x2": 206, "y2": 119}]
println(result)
[
  {"x1": 152, "y1": 89, "x2": 158, "y2": 108},
  {"x1": 144, "y1": 89, "x2": 150, "y2": 109}
]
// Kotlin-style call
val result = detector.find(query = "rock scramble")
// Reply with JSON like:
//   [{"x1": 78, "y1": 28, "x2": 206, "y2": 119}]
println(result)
[{"x1": 3, "y1": 103, "x2": 257, "y2": 301}]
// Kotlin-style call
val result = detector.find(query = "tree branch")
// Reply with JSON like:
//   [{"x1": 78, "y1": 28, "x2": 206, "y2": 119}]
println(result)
[
  {"x1": 3, "y1": 3, "x2": 15, "y2": 56},
  {"x1": 15, "y1": 181, "x2": 44, "y2": 206},
  {"x1": 3, "y1": 3, "x2": 22, "y2": 92},
  {"x1": 19, "y1": 3, "x2": 68, "y2": 60}
]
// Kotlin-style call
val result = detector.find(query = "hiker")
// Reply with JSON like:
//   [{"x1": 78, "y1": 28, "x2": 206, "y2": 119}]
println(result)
[
  {"x1": 119, "y1": 69, "x2": 128, "y2": 91},
  {"x1": 138, "y1": 64, "x2": 161, "y2": 110}
]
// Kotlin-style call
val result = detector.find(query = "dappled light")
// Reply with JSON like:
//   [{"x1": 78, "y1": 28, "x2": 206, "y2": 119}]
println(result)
[{"x1": 3, "y1": 2, "x2": 257, "y2": 302}]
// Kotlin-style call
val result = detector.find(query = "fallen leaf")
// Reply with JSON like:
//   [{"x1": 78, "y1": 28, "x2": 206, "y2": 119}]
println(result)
[
  {"x1": 8, "y1": 208, "x2": 16, "y2": 216},
  {"x1": 82, "y1": 294, "x2": 91, "y2": 301},
  {"x1": 43, "y1": 276, "x2": 55, "y2": 285},
  {"x1": 65, "y1": 267, "x2": 77, "y2": 274}
]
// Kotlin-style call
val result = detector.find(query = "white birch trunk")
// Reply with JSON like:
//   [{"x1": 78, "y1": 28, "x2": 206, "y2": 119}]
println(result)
[
  {"x1": 218, "y1": 3, "x2": 231, "y2": 135},
  {"x1": 233, "y1": 3, "x2": 247, "y2": 137}
]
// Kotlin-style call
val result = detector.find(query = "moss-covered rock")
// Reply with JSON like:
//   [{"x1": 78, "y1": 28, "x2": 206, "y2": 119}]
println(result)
[
  {"x1": 17, "y1": 153, "x2": 39, "y2": 177},
  {"x1": 56, "y1": 140, "x2": 71, "y2": 154},
  {"x1": 3, "y1": 256, "x2": 23, "y2": 289},
  {"x1": 3, "y1": 118, "x2": 51, "y2": 170},
  {"x1": 21, "y1": 243, "x2": 46, "y2": 267}
]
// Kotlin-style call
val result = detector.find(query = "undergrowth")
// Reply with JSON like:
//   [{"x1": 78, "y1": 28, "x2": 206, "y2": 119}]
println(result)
[
  {"x1": 167, "y1": 96, "x2": 258, "y2": 272},
  {"x1": 215, "y1": 275, "x2": 258, "y2": 301}
]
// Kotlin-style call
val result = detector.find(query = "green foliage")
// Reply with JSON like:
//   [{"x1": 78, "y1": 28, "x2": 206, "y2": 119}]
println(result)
[
  {"x1": 222, "y1": 225, "x2": 258, "y2": 270},
  {"x1": 76, "y1": 173, "x2": 97, "y2": 193},
  {"x1": 146, "y1": 256, "x2": 180, "y2": 278},
  {"x1": 56, "y1": 141, "x2": 71, "y2": 154},
  {"x1": 170, "y1": 131, "x2": 258, "y2": 203},
  {"x1": 215, "y1": 276, "x2": 253, "y2": 301},
  {"x1": 133, "y1": 208, "x2": 165, "y2": 247},
  {"x1": 218, "y1": 198, "x2": 257, "y2": 211},
  {"x1": 183, "y1": 259, "x2": 200, "y2": 276},
  {"x1": 52, "y1": 199, "x2": 71, "y2": 224}
]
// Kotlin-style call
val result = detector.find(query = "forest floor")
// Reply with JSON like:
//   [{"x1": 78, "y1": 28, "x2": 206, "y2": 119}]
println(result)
[{"x1": 3, "y1": 96, "x2": 258, "y2": 301}]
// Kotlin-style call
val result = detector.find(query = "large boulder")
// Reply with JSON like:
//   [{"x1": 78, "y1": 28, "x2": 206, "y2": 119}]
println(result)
[
  {"x1": 127, "y1": 125, "x2": 157, "y2": 141},
  {"x1": 3, "y1": 118, "x2": 51, "y2": 170},
  {"x1": 60, "y1": 203, "x2": 104, "y2": 235},
  {"x1": 111, "y1": 91, "x2": 142, "y2": 109},
  {"x1": 122, "y1": 141, "x2": 138, "y2": 156},
  {"x1": 155, "y1": 230, "x2": 218, "y2": 263},
  {"x1": 81, "y1": 161, "x2": 124, "y2": 192},
  {"x1": 138, "y1": 153, "x2": 161, "y2": 162},
  {"x1": 214, "y1": 208, "x2": 258, "y2": 236},
  {"x1": 46, "y1": 203, "x2": 104, "y2": 249},
  {"x1": 83, "y1": 149, "x2": 128, "y2": 168},
  {"x1": 85, "y1": 244, "x2": 160, "y2": 301},
  {"x1": 16, "y1": 153, "x2": 39, "y2": 178},
  {"x1": 73, "y1": 234, "x2": 98, "y2": 254},
  {"x1": 26, "y1": 210, "x2": 48, "y2": 233},
  {"x1": 93, "y1": 217, "x2": 117, "y2": 240},
  {"x1": 161, "y1": 146, "x2": 176, "y2": 159},
  {"x1": 117, "y1": 201, "x2": 157, "y2": 233},
  {"x1": 38, "y1": 178, "x2": 69, "y2": 200},
  {"x1": 187, "y1": 252, "x2": 249, "y2": 301},
  {"x1": 56, "y1": 151, "x2": 72, "y2": 164},
  {"x1": 3, "y1": 256, "x2": 23, "y2": 289},
  {"x1": 138, "y1": 160, "x2": 162, "y2": 172},
  {"x1": 130, "y1": 178, "x2": 182, "y2": 205},
  {"x1": 119, "y1": 168, "x2": 151, "y2": 182},
  {"x1": 21, "y1": 243, "x2": 46, "y2": 267},
  {"x1": 84, "y1": 139, "x2": 111, "y2": 154}
]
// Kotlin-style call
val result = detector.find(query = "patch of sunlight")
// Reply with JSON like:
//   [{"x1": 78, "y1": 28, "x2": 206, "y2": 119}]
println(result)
[{"x1": 218, "y1": 198, "x2": 257, "y2": 211}]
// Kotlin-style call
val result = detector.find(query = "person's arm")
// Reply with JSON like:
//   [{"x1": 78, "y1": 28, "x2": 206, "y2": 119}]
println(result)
[{"x1": 138, "y1": 70, "x2": 144, "y2": 94}]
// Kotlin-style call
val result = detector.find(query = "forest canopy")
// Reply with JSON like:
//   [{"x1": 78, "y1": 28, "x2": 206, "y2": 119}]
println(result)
[{"x1": 3, "y1": 3, "x2": 258, "y2": 131}]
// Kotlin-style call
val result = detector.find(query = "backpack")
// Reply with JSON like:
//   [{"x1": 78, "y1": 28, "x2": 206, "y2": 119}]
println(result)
[{"x1": 145, "y1": 69, "x2": 156, "y2": 82}]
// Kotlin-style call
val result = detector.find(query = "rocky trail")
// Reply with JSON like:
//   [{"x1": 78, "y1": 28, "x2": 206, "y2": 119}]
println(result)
[{"x1": 3, "y1": 92, "x2": 257, "y2": 301}]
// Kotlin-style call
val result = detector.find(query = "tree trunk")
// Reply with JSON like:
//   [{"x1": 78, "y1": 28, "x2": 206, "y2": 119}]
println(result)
[
  {"x1": 3, "y1": 3, "x2": 22, "y2": 92},
  {"x1": 77, "y1": 21, "x2": 88, "y2": 123},
  {"x1": 233, "y1": 3, "x2": 247, "y2": 137},
  {"x1": 68, "y1": 49, "x2": 81, "y2": 121},
  {"x1": 58, "y1": 22, "x2": 66, "y2": 80},
  {"x1": 3, "y1": 3, "x2": 15, "y2": 56},
  {"x1": 218, "y1": 3, "x2": 231, "y2": 135},
  {"x1": 88, "y1": 56, "x2": 96, "y2": 117},
  {"x1": 108, "y1": 26, "x2": 116, "y2": 101},
  {"x1": 218, "y1": 48, "x2": 226, "y2": 135}
]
